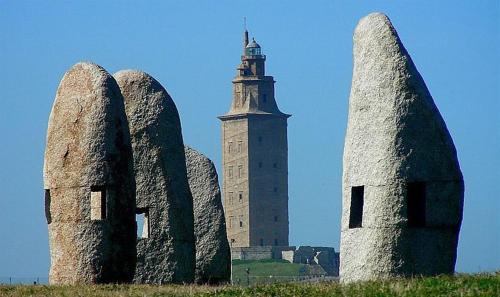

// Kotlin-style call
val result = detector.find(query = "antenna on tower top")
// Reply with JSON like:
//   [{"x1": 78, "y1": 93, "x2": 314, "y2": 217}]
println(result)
[{"x1": 243, "y1": 17, "x2": 249, "y2": 50}]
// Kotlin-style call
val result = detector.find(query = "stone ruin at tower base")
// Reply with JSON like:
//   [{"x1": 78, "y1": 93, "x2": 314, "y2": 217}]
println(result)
[{"x1": 231, "y1": 246, "x2": 339, "y2": 277}]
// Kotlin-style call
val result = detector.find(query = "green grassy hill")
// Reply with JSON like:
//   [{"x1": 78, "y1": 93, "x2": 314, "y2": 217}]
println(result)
[
  {"x1": 231, "y1": 259, "x2": 328, "y2": 285},
  {"x1": 0, "y1": 273, "x2": 497, "y2": 297},
  {"x1": 232, "y1": 259, "x2": 307, "y2": 285}
]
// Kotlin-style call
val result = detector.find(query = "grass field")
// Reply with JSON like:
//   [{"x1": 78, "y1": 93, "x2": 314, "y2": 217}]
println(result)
[
  {"x1": 232, "y1": 259, "x2": 308, "y2": 276},
  {"x1": 0, "y1": 273, "x2": 498, "y2": 297},
  {"x1": 231, "y1": 259, "x2": 312, "y2": 285}
]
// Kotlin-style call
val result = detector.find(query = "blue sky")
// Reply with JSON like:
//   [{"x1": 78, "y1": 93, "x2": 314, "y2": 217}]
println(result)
[{"x1": 0, "y1": 1, "x2": 498, "y2": 277}]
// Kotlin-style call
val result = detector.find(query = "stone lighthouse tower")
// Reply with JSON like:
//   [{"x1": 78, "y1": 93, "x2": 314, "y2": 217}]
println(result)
[{"x1": 219, "y1": 30, "x2": 291, "y2": 248}]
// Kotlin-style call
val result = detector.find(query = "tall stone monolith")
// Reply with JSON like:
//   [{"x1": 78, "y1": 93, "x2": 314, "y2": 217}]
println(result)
[
  {"x1": 340, "y1": 13, "x2": 464, "y2": 283},
  {"x1": 185, "y1": 146, "x2": 231, "y2": 284},
  {"x1": 114, "y1": 70, "x2": 195, "y2": 284},
  {"x1": 44, "y1": 62, "x2": 137, "y2": 284}
]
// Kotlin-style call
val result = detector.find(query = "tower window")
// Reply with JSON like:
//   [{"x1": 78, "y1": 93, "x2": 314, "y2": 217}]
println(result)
[
  {"x1": 407, "y1": 182, "x2": 426, "y2": 228},
  {"x1": 274, "y1": 239, "x2": 278, "y2": 246},
  {"x1": 230, "y1": 239, "x2": 235, "y2": 246},
  {"x1": 349, "y1": 186, "x2": 364, "y2": 228},
  {"x1": 260, "y1": 238, "x2": 264, "y2": 246},
  {"x1": 238, "y1": 141, "x2": 243, "y2": 153},
  {"x1": 239, "y1": 220, "x2": 243, "y2": 228},
  {"x1": 45, "y1": 189, "x2": 51, "y2": 224},
  {"x1": 263, "y1": 94, "x2": 267, "y2": 103},
  {"x1": 228, "y1": 166, "x2": 233, "y2": 178},
  {"x1": 273, "y1": 162, "x2": 278, "y2": 168},
  {"x1": 273, "y1": 187, "x2": 278, "y2": 193},
  {"x1": 239, "y1": 192, "x2": 243, "y2": 201},
  {"x1": 136, "y1": 208, "x2": 150, "y2": 239},
  {"x1": 90, "y1": 186, "x2": 106, "y2": 220},
  {"x1": 274, "y1": 216, "x2": 278, "y2": 222},
  {"x1": 258, "y1": 161, "x2": 263, "y2": 168},
  {"x1": 228, "y1": 192, "x2": 234, "y2": 205},
  {"x1": 228, "y1": 142, "x2": 233, "y2": 154},
  {"x1": 258, "y1": 136, "x2": 262, "y2": 143}
]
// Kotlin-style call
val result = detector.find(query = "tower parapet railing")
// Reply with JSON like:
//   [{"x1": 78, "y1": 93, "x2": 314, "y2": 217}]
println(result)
[{"x1": 241, "y1": 54, "x2": 266, "y2": 60}]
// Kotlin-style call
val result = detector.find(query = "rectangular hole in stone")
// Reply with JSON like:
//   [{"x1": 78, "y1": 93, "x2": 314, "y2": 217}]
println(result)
[
  {"x1": 44, "y1": 189, "x2": 51, "y2": 224},
  {"x1": 90, "y1": 186, "x2": 106, "y2": 220},
  {"x1": 136, "y1": 208, "x2": 150, "y2": 239},
  {"x1": 349, "y1": 186, "x2": 364, "y2": 228},
  {"x1": 407, "y1": 182, "x2": 426, "y2": 227}
]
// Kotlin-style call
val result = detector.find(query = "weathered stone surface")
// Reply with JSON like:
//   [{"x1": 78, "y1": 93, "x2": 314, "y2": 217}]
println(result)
[
  {"x1": 340, "y1": 13, "x2": 464, "y2": 283},
  {"x1": 44, "y1": 62, "x2": 136, "y2": 284},
  {"x1": 281, "y1": 246, "x2": 339, "y2": 276},
  {"x1": 184, "y1": 146, "x2": 231, "y2": 284},
  {"x1": 114, "y1": 70, "x2": 195, "y2": 284}
]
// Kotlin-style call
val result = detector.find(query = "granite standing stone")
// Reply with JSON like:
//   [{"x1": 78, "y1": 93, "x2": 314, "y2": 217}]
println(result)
[
  {"x1": 114, "y1": 70, "x2": 195, "y2": 284},
  {"x1": 340, "y1": 13, "x2": 464, "y2": 283},
  {"x1": 185, "y1": 146, "x2": 231, "y2": 284},
  {"x1": 44, "y1": 62, "x2": 137, "y2": 284}
]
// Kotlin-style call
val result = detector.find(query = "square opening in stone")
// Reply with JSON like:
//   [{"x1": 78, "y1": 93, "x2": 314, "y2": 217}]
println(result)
[
  {"x1": 136, "y1": 208, "x2": 150, "y2": 239},
  {"x1": 44, "y1": 189, "x2": 51, "y2": 224},
  {"x1": 90, "y1": 186, "x2": 106, "y2": 220},
  {"x1": 349, "y1": 186, "x2": 364, "y2": 228},
  {"x1": 407, "y1": 182, "x2": 426, "y2": 228}
]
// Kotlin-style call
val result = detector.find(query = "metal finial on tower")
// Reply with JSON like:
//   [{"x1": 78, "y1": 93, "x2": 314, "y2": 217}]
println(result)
[{"x1": 243, "y1": 17, "x2": 249, "y2": 51}]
